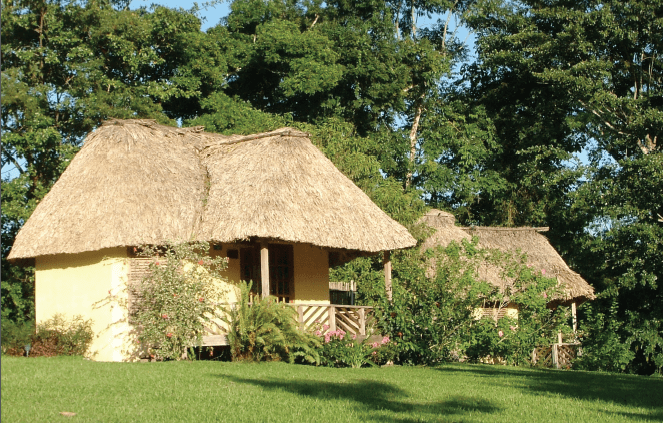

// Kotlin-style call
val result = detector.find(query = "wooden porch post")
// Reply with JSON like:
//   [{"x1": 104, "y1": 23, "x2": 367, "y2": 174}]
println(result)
[
  {"x1": 260, "y1": 241, "x2": 269, "y2": 299},
  {"x1": 358, "y1": 307, "x2": 366, "y2": 336},
  {"x1": 571, "y1": 302, "x2": 577, "y2": 333},
  {"x1": 384, "y1": 250, "x2": 392, "y2": 301},
  {"x1": 328, "y1": 305, "x2": 337, "y2": 332},
  {"x1": 552, "y1": 344, "x2": 559, "y2": 369}
]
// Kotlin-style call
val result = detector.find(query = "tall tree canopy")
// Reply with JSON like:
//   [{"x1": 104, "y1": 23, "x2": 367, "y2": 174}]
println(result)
[
  {"x1": 462, "y1": 0, "x2": 662, "y2": 374},
  {"x1": 1, "y1": 0, "x2": 212, "y2": 320},
  {"x1": 2, "y1": 0, "x2": 661, "y2": 374}
]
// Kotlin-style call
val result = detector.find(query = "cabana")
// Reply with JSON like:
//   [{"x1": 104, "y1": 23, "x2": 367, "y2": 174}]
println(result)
[
  {"x1": 420, "y1": 209, "x2": 595, "y2": 325},
  {"x1": 8, "y1": 119, "x2": 416, "y2": 361}
]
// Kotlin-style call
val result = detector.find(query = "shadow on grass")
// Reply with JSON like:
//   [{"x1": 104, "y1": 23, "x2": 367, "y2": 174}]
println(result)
[
  {"x1": 434, "y1": 365, "x2": 663, "y2": 421},
  {"x1": 218, "y1": 374, "x2": 500, "y2": 422}
]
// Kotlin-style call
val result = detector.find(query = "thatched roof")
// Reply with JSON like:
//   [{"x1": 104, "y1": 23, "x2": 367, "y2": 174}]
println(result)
[
  {"x1": 198, "y1": 128, "x2": 416, "y2": 252},
  {"x1": 419, "y1": 209, "x2": 471, "y2": 250},
  {"x1": 9, "y1": 120, "x2": 415, "y2": 260},
  {"x1": 420, "y1": 209, "x2": 595, "y2": 303},
  {"x1": 8, "y1": 120, "x2": 210, "y2": 259}
]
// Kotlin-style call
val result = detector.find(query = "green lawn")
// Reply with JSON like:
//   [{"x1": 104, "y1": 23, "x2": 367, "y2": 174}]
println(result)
[{"x1": 1, "y1": 356, "x2": 661, "y2": 422}]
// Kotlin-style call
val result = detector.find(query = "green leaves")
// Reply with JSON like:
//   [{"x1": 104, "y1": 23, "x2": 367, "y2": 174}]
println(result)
[
  {"x1": 223, "y1": 281, "x2": 321, "y2": 364},
  {"x1": 466, "y1": 0, "x2": 663, "y2": 374},
  {"x1": 129, "y1": 241, "x2": 229, "y2": 361}
]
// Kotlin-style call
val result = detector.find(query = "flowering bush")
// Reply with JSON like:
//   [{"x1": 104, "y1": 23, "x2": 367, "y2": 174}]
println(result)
[
  {"x1": 368, "y1": 336, "x2": 398, "y2": 365},
  {"x1": 313, "y1": 323, "x2": 395, "y2": 368},
  {"x1": 465, "y1": 265, "x2": 572, "y2": 365},
  {"x1": 129, "y1": 241, "x2": 228, "y2": 361},
  {"x1": 376, "y1": 239, "x2": 492, "y2": 365}
]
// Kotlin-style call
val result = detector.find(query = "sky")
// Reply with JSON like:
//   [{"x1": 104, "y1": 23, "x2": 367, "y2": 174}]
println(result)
[
  {"x1": 131, "y1": 0, "x2": 231, "y2": 31},
  {"x1": 133, "y1": 1, "x2": 473, "y2": 37}
]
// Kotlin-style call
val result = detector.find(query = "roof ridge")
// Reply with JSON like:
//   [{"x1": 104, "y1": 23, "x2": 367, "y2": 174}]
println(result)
[
  {"x1": 463, "y1": 226, "x2": 549, "y2": 232},
  {"x1": 203, "y1": 129, "x2": 311, "y2": 148}
]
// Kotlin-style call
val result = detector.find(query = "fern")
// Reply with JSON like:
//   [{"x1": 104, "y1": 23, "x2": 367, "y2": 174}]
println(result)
[{"x1": 223, "y1": 281, "x2": 320, "y2": 364}]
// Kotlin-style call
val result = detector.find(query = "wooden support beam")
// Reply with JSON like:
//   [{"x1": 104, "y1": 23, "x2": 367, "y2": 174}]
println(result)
[
  {"x1": 328, "y1": 306, "x2": 337, "y2": 332},
  {"x1": 571, "y1": 302, "x2": 577, "y2": 333},
  {"x1": 260, "y1": 241, "x2": 269, "y2": 299},
  {"x1": 297, "y1": 305, "x2": 304, "y2": 331},
  {"x1": 552, "y1": 344, "x2": 559, "y2": 369},
  {"x1": 358, "y1": 307, "x2": 366, "y2": 336},
  {"x1": 384, "y1": 251, "x2": 392, "y2": 301}
]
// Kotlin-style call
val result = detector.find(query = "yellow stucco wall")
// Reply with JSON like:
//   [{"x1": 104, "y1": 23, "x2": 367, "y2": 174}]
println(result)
[
  {"x1": 505, "y1": 306, "x2": 518, "y2": 319},
  {"x1": 293, "y1": 243, "x2": 330, "y2": 304},
  {"x1": 209, "y1": 244, "x2": 241, "y2": 303},
  {"x1": 35, "y1": 248, "x2": 130, "y2": 362},
  {"x1": 211, "y1": 242, "x2": 330, "y2": 304},
  {"x1": 33, "y1": 242, "x2": 332, "y2": 356}
]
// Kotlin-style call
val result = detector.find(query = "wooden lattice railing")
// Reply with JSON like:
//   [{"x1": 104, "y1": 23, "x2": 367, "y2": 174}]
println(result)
[
  {"x1": 532, "y1": 343, "x2": 580, "y2": 369},
  {"x1": 202, "y1": 303, "x2": 375, "y2": 346},
  {"x1": 293, "y1": 304, "x2": 374, "y2": 336}
]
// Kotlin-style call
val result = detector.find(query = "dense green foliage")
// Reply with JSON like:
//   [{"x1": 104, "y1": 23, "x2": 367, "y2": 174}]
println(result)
[
  {"x1": 2, "y1": 357, "x2": 662, "y2": 422},
  {"x1": 128, "y1": 241, "x2": 228, "y2": 361},
  {"x1": 1, "y1": 314, "x2": 94, "y2": 357},
  {"x1": 223, "y1": 281, "x2": 320, "y2": 364},
  {"x1": 2, "y1": 0, "x2": 661, "y2": 374},
  {"x1": 350, "y1": 239, "x2": 572, "y2": 366},
  {"x1": 377, "y1": 240, "x2": 492, "y2": 365}
]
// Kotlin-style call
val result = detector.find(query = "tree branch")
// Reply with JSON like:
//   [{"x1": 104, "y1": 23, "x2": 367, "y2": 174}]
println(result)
[
  {"x1": 406, "y1": 98, "x2": 424, "y2": 188},
  {"x1": 441, "y1": 0, "x2": 459, "y2": 53},
  {"x1": 7, "y1": 155, "x2": 26, "y2": 174},
  {"x1": 578, "y1": 100, "x2": 627, "y2": 136},
  {"x1": 411, "y1": 0, "x2": 416, "y2": 39},
  {"x1": 309, "y1": 14, "x2": 319, "y2": 29},
  {"x1": 638, "y1": 133, "x2": 657, "y2": 155}
]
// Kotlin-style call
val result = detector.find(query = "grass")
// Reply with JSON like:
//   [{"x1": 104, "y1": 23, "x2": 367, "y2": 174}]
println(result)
[{"x1": 2, "y1": 356, "x2": 662, "y2": 422}]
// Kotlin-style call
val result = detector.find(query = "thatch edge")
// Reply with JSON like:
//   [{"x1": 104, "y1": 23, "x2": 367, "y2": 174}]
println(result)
[{"x1": 8, "y1": 122, "x2": 416, "y2": 261}]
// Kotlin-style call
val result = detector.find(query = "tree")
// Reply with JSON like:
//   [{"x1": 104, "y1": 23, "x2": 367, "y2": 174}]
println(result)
[
  {"x1": 1, "y1": 0, "x2": 211, "y2": 322},
  {"x1": 462, "y1": 0, "x2": 663, "y2": 374},
  {"x1": 572, "y1": 152, "x2": 663, "y2": 374}
]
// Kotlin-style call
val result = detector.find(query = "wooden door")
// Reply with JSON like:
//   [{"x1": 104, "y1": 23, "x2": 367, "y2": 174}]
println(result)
[
  {"x1": 269, "y1": 244, "x2": 294, "y2": 302},
  {"x1": 240, "y1": 246, "x2": 261, "y2": 296}
]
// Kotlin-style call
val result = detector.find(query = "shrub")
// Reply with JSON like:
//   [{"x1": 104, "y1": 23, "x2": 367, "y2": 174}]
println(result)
[
  {"x1": 573, "y1": 299, "x2": 637, "y2": 373},
  {"x1": 129, "y1": 241, "x2": 229, "y2": 361},
  {"x1": 1, "y1": 319, "x2": 34, "y2": 355},
  {"x1": 377, "y1": 239, "x2": 492, "y2": 365},
  {"x1": 314, "y1": 325, "x2": 396, "y2": 368},
  {"x1": 36, "y1": 314, "x2": 95, "y2": 356},
  {"x1": 223, "y1": 281, "x2": 320, "y2": 364},
  {"x1": 362, "y1": 237, "x2": 573, "y2": 366},
  {"x1": 2, "y1": 314, "x2": 94, "y2": 357},
  {"x1": 464, "y1": 256, "x2": 571, "y2": 365}
]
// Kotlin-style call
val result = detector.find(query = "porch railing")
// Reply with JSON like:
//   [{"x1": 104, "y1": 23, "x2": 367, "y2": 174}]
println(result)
[
  {"x1": 532, "y1": 343, "x2": 580, "y2": 369},
  {"x1": 293, "y1": 304, "x2": 374, "y2": 335},
  {"x1": 202, "y1": 303, "x2": 375, "y2": 346}
]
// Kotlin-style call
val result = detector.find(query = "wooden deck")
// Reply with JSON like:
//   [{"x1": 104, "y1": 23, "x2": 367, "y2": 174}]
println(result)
[{"x1": 202, "y1": 303, "x2": 374, "y2": 346}]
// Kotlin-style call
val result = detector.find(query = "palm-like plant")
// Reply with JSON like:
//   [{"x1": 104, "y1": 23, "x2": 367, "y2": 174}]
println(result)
[{"x1": 223, "y1": 282, "x2": 320, "y2": 364}]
